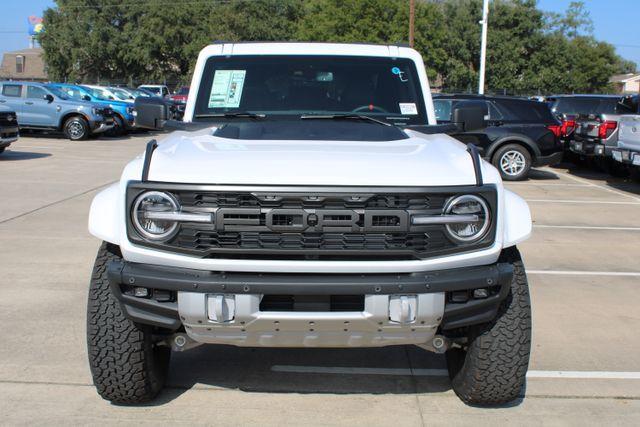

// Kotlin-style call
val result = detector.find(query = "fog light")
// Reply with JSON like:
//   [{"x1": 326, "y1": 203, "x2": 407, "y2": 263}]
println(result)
[
  {"x1": 473, "y1": 288, "x2": 489, "y2": 299},
  {"x1": 450, "y1": 291, "x2": 469, "y2": 303},
  {"x1": 134, "y1": 287, "x2": 149, "y2": 297}
]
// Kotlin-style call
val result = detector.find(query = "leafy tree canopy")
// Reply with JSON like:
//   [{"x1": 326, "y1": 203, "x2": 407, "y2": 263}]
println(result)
[{"x1": 39, "y1": 0, "x2": 636, "y2": 94}]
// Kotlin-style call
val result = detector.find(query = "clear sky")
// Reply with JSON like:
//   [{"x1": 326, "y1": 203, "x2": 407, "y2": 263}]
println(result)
[
  {"x1": 537, "y1": 0, "x2": 640, "y2": 69},
  {"x1": 0, "y1": 0, "x2": 638, "y2": 69}
]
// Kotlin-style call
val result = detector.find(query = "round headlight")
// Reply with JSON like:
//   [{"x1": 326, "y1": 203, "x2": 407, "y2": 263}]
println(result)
[
  {"x1": 132, "y1": 191, "x2": 179, "y2": 240},
  {"x1": 444, "y1": 195, "x2": 490, "y2": 242}
]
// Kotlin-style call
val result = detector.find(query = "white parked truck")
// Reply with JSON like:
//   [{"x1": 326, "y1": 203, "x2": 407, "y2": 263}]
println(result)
[
  {"x1": 87, "y1": 42, "x2": 533, "y2": 406},
  {"x1": 612, "y1": 96, "x2": 640, "y2": 168}
]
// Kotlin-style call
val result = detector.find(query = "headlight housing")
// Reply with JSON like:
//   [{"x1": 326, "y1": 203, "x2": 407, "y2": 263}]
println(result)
[
  {"x1": 127, "y1": 106, "x2": 135, "y2": 115},
  {"x1": 132, "y1": 191, "x2": 179, "y2": 240},
  {"x1": 443, "y1": 194, "x2": 490, "y2": 242},
  {"x1": 91, "y1": 107, "x2": 99, "y2": 116}
]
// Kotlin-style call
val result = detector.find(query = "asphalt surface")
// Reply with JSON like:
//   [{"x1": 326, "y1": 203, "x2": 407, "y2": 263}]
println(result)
[{"x1": 1, "y1": 135, "x2": 639, "y2": 425}]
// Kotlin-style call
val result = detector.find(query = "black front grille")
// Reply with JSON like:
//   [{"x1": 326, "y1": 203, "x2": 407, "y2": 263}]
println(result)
[
  {"x1": 96, "y1": 107, "x2": 114, "y2": 117},
  {"x1": 127, "y1": 184, "x2": 497, "y2": 260},
  {"x1": 179, "y1": 191, "x2": 444, "y2": 211},
  {"x1": 0, "y1": 112, "x2": 18, "y2": 127},
  {"x1": 175, "y1": 228, "x2": 452, "y2": 258}
]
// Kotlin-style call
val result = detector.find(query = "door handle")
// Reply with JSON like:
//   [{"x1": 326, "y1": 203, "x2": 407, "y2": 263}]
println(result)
[{"x1": 25, "y1": 101, "x2": 34, "y2": 105}]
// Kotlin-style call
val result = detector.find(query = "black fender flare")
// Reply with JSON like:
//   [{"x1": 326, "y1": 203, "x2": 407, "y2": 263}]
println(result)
[{"x1": 486, "y1": 135, "x2": 540, "y2": 162}]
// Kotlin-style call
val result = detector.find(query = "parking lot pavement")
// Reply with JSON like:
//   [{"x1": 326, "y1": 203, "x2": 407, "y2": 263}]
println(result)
[{"x1": 1, "y1": 137, "x2": 640, "y2": 425}]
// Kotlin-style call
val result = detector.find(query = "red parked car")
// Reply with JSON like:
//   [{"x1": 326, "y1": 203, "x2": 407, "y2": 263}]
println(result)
[{"x1": 169, "y1": 86, "x2": 189, "y2": 104}]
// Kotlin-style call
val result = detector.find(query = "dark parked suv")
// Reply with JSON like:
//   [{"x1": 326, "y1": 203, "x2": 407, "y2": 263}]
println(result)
[
  {"x1": 434, "y1": 95, "x2": 563, "y2": 180},
  {"x1": 0, "y1": 106, "x2": 19, "y2": 154}
]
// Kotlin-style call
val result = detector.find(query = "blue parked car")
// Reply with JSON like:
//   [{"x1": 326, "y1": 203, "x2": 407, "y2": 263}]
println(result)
[
  {"x1": 0, "y1": 81, "x2": 114, "y2": 140},
  {"x1": 50, "y1": 84, "x2": 136, "y2": 136}
]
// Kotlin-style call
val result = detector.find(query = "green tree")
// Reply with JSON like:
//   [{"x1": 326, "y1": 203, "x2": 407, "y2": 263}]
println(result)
[{"x1": 38, "y1": 0, "x2": 636, "y2": 94}]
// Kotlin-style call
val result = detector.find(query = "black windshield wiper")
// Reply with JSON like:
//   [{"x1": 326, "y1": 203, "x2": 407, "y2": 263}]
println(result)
[
  {"x1": 194, "y1": 111, "x2": 266, "y2": 119},
  {"x1": 300, "y1": 113, "x2": 391, "y2": 126}
]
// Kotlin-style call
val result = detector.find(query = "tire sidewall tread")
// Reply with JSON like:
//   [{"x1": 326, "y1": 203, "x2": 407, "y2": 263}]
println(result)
[{"x1": 87, "y1": 242, "x2": 170, "y2": 404}]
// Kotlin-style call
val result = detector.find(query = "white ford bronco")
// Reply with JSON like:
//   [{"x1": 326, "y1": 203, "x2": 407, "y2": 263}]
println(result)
[{"x1": 87, "y1": 42, "x2": 532, "y2": 406}]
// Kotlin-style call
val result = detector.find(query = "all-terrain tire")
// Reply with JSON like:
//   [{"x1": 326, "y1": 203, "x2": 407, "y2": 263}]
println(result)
[
  {"x1": 492, "y1": 144, "x2": 532, "y2": 181},
  {"x1": 445, "y1": 247, "x2": 531, "y2": 405},
  {"x1": 63, "y1": 116, "x2": 89, "y2": 141},
  {"x1": 87, "y1": 242, "x2": 171, "y2": 404}
]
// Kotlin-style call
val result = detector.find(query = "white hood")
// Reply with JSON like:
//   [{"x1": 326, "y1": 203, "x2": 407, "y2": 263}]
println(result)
[{"x1": 135, "y1": 128, "x2": 499, "y2": 187}]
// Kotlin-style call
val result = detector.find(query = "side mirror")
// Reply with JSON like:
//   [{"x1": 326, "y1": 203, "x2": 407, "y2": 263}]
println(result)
[
  {"x1": 44, "y1": 94, "x2": 54, "y2": 103},
  {"x1": 82, "y1": 95, "x2": 91, "y2": 101},
  {"x1": 452, "y1": 101, "x2": 487, "y2": 132},
  {"x1": 134, "y1": 96, "x2": 169, "y2": 130}
]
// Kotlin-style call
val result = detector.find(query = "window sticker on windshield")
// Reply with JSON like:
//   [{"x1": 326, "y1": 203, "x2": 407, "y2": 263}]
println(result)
[
  {"x1": 399, "y1": 103, "x2": 418, "y2": 115},
  {"x1": 208, "y1": 70, "x2": 246, "y2": 108},
  {"x1": 391, "y1": 66, "x2": 408, "y2": 82}
]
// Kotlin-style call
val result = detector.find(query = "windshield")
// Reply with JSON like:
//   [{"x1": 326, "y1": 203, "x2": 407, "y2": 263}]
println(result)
[
  {"x1": 141, "y1": 86, "x2": 161, "y2": 95},
  {"x1": 193, "y1": 55, "x2": 427, "y2": 126},
  {"x1": 109, "y1": 87, "x2": 133, "y2": 101},
  {"x1": 84, "y1": 86, "x2": 116, "y2": 101},
  {"x1": 552, "y1": 97, "x2": 633, "y2": 115},
  {"x1": 49, "y1": 85, "x2": 86, "y2": 100},
  {"x1": 45, "y1": 85, "x2": 70, "y2": 100}
]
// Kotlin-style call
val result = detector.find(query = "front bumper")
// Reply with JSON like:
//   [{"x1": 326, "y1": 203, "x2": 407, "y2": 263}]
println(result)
[
  {"x1": 534, "y1": 151, "x2": 563, "y2": 167},
  {"x1": 0, "y1": 126, "x2": 18, "y2": 148},
  {"x1": 107, "y1": 261, "x2": 514, "y2": 347},
  {"x1": 90, "y1": 119, "x2": 115, "y2": 134},
  {"x1": 612, "y1": 149, "x2": 640, "y2": 166}
]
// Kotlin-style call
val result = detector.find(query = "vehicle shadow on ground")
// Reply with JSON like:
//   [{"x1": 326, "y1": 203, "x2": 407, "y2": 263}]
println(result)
[
  {"x1": 549, "y1": 162, "x2": 640, "y2": 196},
  {"x1": 527, "y1": 168, "x2": 561, "y2": 180},
  {"x1": 0, "y1": 150, "x2": 51, "y2": 161},
  {"x1": 152, "y1": 345, "x2": 454, "y2": 404}
]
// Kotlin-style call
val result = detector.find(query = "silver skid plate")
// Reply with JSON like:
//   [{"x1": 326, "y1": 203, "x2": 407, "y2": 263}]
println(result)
[{"x1": 178, "y1": 292, "x2": 444, "y2": 348}]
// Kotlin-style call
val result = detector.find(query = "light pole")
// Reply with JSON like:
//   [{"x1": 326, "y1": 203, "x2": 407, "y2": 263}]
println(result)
[
  {"x1": 478, "y1": 0, "x2": 489, "y2": 94},
  {"x1": 409, "y1": 0, "x2": 415, "y2": 48}
]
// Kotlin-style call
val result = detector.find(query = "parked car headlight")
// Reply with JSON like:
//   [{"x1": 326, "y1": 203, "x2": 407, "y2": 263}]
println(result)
[
  {"x1": 443, "y1": 195, "x2": 490, "y2": 242},
  {"x1": 132, "y1": 191, "x2": 179, "y2": 240},
  {"x1": 92, "y1": 107, "x2": 100, "y2": 116},
  {"x1": 126, "y1": 106, "x2": 135, "y2": 115}
]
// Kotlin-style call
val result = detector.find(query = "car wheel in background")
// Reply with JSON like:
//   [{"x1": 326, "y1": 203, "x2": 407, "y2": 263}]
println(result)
[
  {"x1": 106, "y1": 115, "x2": 126, "y2": 137},
  {"x1": 492, "y1": 144, "x2": 532, "y2": 181},
  {"x1": 63, "y1": 116, "x2": 89, "y2": 141}
]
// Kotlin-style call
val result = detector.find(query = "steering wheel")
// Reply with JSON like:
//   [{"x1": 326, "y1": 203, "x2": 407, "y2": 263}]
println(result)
[{"x1": 352, "y1": 105, "x2": 388, "y2": 113}]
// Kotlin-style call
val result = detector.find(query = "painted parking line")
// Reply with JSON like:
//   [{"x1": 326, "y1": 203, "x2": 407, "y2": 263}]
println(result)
[
  {"x1": 541, "y1": 168, "x2": 640, "y2": 203},
  {"x1": 526, "y1": 199, "x2": 640, "y2": 205},
  {"x1": 527, "y1": 270, "x2": 640, "y2": 277},
  {"x1": 271, "y1": 365, "x2": 640, "y2": 380},
  {"x1": 506, "y1": 182, "x2": 591, "y2": 187},
  {"x1": 533, "y1": 225, "x2": 640, "y2": 231}
]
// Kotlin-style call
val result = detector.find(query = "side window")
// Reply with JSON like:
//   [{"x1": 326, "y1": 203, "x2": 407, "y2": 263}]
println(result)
[
  {"x1": 16, "y1": 55, "x2": 24, "y2": 73},
  {"x1": 433, "y1": 99, "x2": 453, "y2": 122},
  {"x1": 2, "y1": 84, "x2": 22, "y2": 97},
  {"x1": 486, "y1": 102, "x2": 503, "y2": 120},
  {"x1": 163, "y1": 87, "x2": 169, "y2": 97},
  {"x1": 26, "y1": 85, "x2": 48, "y2": 99}
]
